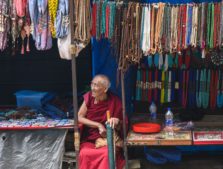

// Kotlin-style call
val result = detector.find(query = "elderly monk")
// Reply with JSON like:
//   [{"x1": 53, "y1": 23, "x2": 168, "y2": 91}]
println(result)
[{"x1": 78, "y1": 74, "x2": 127, "y2": 169}]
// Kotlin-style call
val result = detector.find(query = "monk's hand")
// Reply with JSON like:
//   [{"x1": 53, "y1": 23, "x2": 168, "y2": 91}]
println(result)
[
  {"x1": 98, "y1": 123, "x2": 106, "y2": 137},
  {"x1": 107, "y1": 117, "x2": 120, "y2": 129}
]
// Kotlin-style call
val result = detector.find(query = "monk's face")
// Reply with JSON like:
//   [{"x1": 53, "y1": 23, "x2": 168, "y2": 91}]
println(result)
[{"x1": 90, "y1": 77, "x2": 107, "y2": 98}]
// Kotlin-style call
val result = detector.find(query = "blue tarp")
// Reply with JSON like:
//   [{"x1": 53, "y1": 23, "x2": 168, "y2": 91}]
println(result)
[{"x1": 91, "y1": 38, "x2": 136, "y2": 116}]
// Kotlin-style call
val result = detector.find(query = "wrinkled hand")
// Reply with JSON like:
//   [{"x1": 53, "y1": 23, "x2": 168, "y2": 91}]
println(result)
[
  {"x1": 98, "y1": 123, "x2": 106, "y2": 137},
  {"x1": 107, "y1": 117, "x2": 120, "y2": 129}
]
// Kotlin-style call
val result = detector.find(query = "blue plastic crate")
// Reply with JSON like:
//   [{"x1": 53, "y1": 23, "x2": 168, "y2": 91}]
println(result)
[{"x1": 14, "y1": 90, "x2": 55, "y2": 109}]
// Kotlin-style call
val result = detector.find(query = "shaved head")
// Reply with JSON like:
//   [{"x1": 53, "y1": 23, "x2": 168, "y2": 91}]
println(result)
[{"x1": 93, "y1": 74, "x2": 111, "y2": 90}]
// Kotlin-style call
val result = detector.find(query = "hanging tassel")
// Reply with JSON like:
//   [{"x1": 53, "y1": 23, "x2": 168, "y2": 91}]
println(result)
[
  {"x1": 26, "y1": 37, "x2": 30, "y2": 52},
  {"x1": 21, "y1": 40, "x2": 25, "y2": 54},
  {"x1": 21, "y1": 29, "x2": 26, "y2": 54}
]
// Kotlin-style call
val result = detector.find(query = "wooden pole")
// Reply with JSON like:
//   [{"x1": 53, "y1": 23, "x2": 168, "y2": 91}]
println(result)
[
  {"x1": 69, "y1": 0, "x2": 80, "y2": 168},
  {"x1": 121, "y1": 70, "x2": 128, "y2": 169}
]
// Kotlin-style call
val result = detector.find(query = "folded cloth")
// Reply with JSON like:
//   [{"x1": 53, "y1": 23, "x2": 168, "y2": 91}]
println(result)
[
  {"x1": 95, "y1": 131, "x2": 123, "y2": 149},
  {"x1": 42, "y1": 104, "x2": 66, "y2": 119}
]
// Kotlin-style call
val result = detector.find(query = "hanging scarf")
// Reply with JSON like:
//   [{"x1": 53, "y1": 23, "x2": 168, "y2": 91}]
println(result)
[
  {"x1": 35, "y1": 0, "x2": 52, "y2": 50},
  {"x1": 58, "y1": 26, "x2": 72, "y2": 60},
  {"x1": 15, "y1": 0, "x2": 27, "y2": 17},
  {"x1": 56, "y1": 0, "x2": 69, "y2": 38},
  {"x1": 10, "y1": 0, "x2": 18, "y2": 54},
  {"x1": 0, "y1": 0, "x2": 9, "y2": 51},
  {"x1": 29, "y1": 0, "x2": 38, "y2": 40}
]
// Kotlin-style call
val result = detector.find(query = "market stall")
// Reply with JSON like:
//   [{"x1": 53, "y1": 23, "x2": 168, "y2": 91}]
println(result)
[
  {"x1": 90, "y1": 0, "x2": 223, "y2": 168},
  {"x1": 0, "y1": 0, "x2": 85, "y2": 168}
]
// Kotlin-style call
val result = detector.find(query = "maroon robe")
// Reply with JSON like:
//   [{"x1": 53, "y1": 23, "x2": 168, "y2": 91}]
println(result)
[{"x1": 79, "y1": 91, "x2": 127, "y2": 169}]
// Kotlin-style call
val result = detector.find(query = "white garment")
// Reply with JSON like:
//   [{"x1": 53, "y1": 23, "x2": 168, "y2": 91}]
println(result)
[{"x1": 57, "y1": 27, "x2": 72, "y2": 60}]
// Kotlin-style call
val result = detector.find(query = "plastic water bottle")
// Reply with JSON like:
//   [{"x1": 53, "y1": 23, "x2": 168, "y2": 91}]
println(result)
[
  {"x1": 149, "y1": 102, "x2": 157, "y2": 121},
  {"x1": 165, "y1": 108, "x2": 174, "y2": 136},
  {"x1": 165, "y1": 107, "x2": 173, "y2": 127}
]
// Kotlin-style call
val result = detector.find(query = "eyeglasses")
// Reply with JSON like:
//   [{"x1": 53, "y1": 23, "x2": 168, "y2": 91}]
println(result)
[{"x1": 90, "y1": 81, "x2": 102, "y2": 88}]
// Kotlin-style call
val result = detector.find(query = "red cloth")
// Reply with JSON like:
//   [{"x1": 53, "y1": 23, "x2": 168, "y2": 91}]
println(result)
[
  {"x1": 79, "y1": 91, "x2": 127, "y2": 169},
  {"x1": 79, "y1": 142, "x2": 125, "y2": 169}
]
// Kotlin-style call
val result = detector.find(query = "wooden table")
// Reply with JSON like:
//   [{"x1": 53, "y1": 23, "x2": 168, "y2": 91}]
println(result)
[{"x1": 127, "y1": 130, "x2": 192, "y2": 146}]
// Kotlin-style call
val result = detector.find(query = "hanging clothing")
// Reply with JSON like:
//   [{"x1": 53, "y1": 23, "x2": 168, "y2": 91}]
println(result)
[
  {"x1": 0, "y1": 0, "x2": 9, "y2": 51},
  {"x1": 79, "y1": 91, "x2": 127, "y2": 169},
  {"x1": 57, "y1": 26, "x2": 72, "y2": 60}
]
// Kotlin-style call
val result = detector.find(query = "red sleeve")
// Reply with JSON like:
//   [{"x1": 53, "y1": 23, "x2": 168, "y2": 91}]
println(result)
[{"x1": 83, "y1": 92, "x2": 91, "y2": 108}]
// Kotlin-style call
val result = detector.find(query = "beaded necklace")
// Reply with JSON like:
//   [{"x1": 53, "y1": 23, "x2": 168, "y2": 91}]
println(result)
[
  {"x1": 164, "y1": 53, "x2": 169, "y2": 71},
  {"x1": 200, "y1": 3, "x2": 206, "y2": 58},
  {"x1": 201, "y1": 69, "x2": 210, "y2": 109},
  {"x1": 150, "y1": 4, "x2": 157, "y2": 54},
  {"x1": 181, "y1": 4, "x2": 187, "y2": 49},
  {"x1": 96, "y1": 1, "x2": 101, "y2": 40},
  {"x1": 217, "y1": 70, "x2": 223, "y2": 108},
  {"x1": 196, "y1": 69, "x2": 202, "y2": 108},
  {"x1": 164, "y1": 70, "x2": 169, "y2": 103},
  {"x1": 171, "y1": 69, "x2": 176, "y2": 102},
  {"x1": 91, "y1": 1, "x2": 97, "y2": 37},
  {"x1": 197, "y1": 4, "x2": 201, "y2": 48},
  {"x1": 170, "y1": 5, "x2": 178, "y2": 53},
  {"x1": 148, "y1": 70, "x2": 152, "y2": 103},
  {"x1": 136, "y1": 69, "x2": 141, "y2": 101},
  {"x1": 177, "y1": 5, "x2": 182, "y2": 54},
  {"x1": 108, "y1": 2, "x2": 115, "y2": 40},
  {"x1": 182, "y1": 70, "x2": 189, "y2": 108},
  {"x1": 188, "y1": 69, "x2": 196, "y2": 108},
  {"x1": 154, "y1": 52, "x2": 159, "y2": 67},
  {"x1": 209, "y1": 3, "x2": 214, "y2": 49},
  {"x1": 220, "y1": 1, "x2": 223, "y2": 48},
  {"x1": 213, "y1": 3, "x2": 219, "y2": 48},
  {"x1": 210, "y1": 70, "x2": 218, "y2": 109},
  {"x1": 178, "y1": 69, "x2": 183, "y2": 105},
  {"x1": 191, "y1": 5, "x2": 198, "y2": 47},
  {"x1": 155, "y1": 3, "x2": 165, "y2": 53},
  {"x1": 158, "y1": 53, "x2": 163, "y2": 70},
  {"x1": 105, "y1": 3, "x2": 110, "y2": 38},
  {"x1": 154, "y1": 69, "x2": 159, "y2": 102},
  {"x1": 186, "y1": 4, "x2": 192, "y2": 48},
  {"x1": 167, "y1": 70, "x2": 172, "y2": 102},
  {"x1": 101, "y1": 1, "x2": 107, "y2": 36},
  {"x1": 142, "y1": 69, "x2": 147, "y2": 101},
  {"x1": 160, "y1": 70, "x2": 165, "y2": 104}
]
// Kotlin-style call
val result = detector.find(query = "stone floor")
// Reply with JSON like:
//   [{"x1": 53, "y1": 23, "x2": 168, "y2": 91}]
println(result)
[
  {"x1": 62, "y1": 154, "x2": 223, "y2": 169},
  {"x1": 140, "y1": 154, "x2": 223, "y2": 169}
]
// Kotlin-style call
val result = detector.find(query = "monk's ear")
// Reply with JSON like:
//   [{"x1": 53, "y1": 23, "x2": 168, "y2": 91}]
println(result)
[{"x1": 104, "y1": 87, "x2": 108, "y2": 93}]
